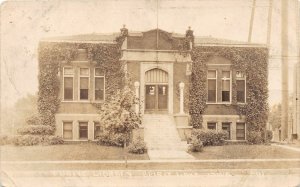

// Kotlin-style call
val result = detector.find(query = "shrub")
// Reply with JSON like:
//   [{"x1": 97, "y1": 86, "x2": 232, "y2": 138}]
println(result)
[
  {"x1": 188, "y1": 135, "x2": 203, "y2": 152},
  {"x1": 26, "y1": 115, "x2": 41, "y2": 126},
  {"x1": 46, "y1": 136, "x2": 64, "y2": 145},
  {"x1": 11, "y1": 135, "x2": 64, "y2": 146},
  {"x1": 265, "y1": 130, "x2": 273, "y2": 143},
  {"x1": 247, "y1": 131, "x2": 264, "y2": 144},
  {"x1": 97, "y1": 132, "x2": 129, "y2": 147},
  {"x1": 128, "y1": 136, "x2": 147, "y2": 154},
  {"x1": 17, "y1": 125, "x2": 54, "y2": 135},
  {"x1": 12, "y1": 135, "x2": 44, "y2": 146},
  {"x1": 0, "y1": 135, "x2": 12, "y2": 145},
  {"x1": 190, "y1": 129, "x2": 228, "y2": 146}
]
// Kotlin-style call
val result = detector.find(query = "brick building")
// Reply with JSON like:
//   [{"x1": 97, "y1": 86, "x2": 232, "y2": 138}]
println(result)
[{"x1": 39, "y1": 27, "x2": 268, "y2": 146}]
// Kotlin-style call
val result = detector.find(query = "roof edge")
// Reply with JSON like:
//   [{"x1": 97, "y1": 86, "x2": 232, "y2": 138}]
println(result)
[
  {"x1": 39, "y1": 39, "x2": 117, "y2": 44},
  {"x1": 194, "y1": 43, "x2": 268, "y2": 48}
]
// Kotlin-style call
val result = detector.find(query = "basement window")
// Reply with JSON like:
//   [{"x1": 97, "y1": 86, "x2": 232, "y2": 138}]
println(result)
[
  {"x1": 236, "y1": 123, "x2": 246, "y2": 140},
  {"x1": 94, "y1": 122, "x2": 102, "y2": 140},
  {"x1": 207, "y1": 122, "x2": 217, "y2": 130},
  {"x1": 222, "y1": 122, "x2": 231, "y2": 140},
  {"x1": 63, "y1": 122, "x2": 73, "y2": 140},
  {"x1": 79, "y1": 122, "x2": 88, "y2": 139}
]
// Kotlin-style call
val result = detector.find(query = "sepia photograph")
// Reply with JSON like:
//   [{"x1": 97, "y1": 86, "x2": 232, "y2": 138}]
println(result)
[{"x1": 0, "y1": 0, "x2": 300, "y2": 186}]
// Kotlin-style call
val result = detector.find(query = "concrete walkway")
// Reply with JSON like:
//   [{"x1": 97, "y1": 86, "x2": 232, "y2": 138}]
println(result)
[{"x1": 272, "y1": 143, "x2": 300, "y2": 153}]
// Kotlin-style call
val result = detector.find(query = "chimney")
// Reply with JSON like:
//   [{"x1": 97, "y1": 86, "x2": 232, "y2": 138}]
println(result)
[
  {"x1": 186, "y1": 26, "x2": 194, "y2": 49},
  {"x1": 120, "y1": 24, "x2": 128, "y2": 37},
  {"x1": 186, "y1": 26, "x2": 194, "y2": 39}
]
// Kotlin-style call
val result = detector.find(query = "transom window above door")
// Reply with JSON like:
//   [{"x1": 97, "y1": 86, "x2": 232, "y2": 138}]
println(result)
[{"x1": 145, "y1": 68, "x2": 168, "y2": 83}]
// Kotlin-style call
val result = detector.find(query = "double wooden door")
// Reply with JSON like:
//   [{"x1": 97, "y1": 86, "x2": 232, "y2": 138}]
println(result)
[{"x1": 145, "y1": 84, "x2": 168, "y2": 112}]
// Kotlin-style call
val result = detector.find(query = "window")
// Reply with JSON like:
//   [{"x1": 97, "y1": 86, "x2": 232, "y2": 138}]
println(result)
[
  {"x1": 207, "y1": 122, "x2": 217, "y2": 130},
  {"x1": 236, "y1": 71, "x2": 246, "y2": 103},
  {"x1": 94, "y1": 122, "x2": 102, "y2": 139},
  {"x1": 79, "y1": 68, "x2": 89, "y2": 100},
  {"x1": 207, "y1": 70, "x2": 217, "y2": 103},
  {"x1": 63, "y1": 67, "x2": 74, "y2": 100},
  {"x1": 222, "y1": 122, "x2": 231, "y2": 140},
  {"x1": 79, "y1": 122, "x2": 88, "y2": 139},
  {"x1": 63, "y1": 122, "x2": 73, "y2": 140},
  {"x1": 95, "y1": 68, "x2": 105, "y2": 101},
  {"x1": 236, "y1": 123, "x2": 246, "y2": 140},
  {"x1": 221, "y1": 71, "x2": 231, "y2": 102},
  {"x1": 75, "y1": 49, "x2": 88, "y2": 61}
]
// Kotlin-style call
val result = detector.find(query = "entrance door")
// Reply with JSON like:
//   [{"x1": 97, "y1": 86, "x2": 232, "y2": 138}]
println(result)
[
  {"x1": 144, "y1": 68, "x2": 168, "y2": 113},
  {"x1": 145, "y1": 85, "x2": 168, "y2": 111}
]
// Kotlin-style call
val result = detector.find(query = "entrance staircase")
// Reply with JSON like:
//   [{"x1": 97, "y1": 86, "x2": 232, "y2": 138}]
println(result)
[{"x1": 143, "y1": 114, "x2": 194, "y2": 160}]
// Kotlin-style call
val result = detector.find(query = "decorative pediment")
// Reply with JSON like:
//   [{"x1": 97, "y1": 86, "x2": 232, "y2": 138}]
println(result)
[{"x1": 127, "y1": 29, "x2": 183, "y2": 50}]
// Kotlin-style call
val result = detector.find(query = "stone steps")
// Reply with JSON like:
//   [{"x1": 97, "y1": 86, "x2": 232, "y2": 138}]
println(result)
[{"x1": 143, "y1": 114, "x2": 193, "y2": 160}]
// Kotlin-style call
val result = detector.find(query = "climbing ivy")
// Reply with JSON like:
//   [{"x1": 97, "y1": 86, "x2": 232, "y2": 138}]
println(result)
[
  {"x1": 38, "y1": 34, "x2": 126, "y2": 135},
  {"x1": 189, "y1": 46, "x2": 269, "y2": 134}
]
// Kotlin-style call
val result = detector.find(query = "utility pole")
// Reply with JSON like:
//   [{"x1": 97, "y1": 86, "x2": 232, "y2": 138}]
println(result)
[
  {"x1": 267, "y1": 0, "x2": 273, "y2": 46},
  {"x1": 248, "y1": 0, "x2": 256, "y2": 42},
  {"x1": 281, "y1": 0, "x2": 289, "y2": 141}
]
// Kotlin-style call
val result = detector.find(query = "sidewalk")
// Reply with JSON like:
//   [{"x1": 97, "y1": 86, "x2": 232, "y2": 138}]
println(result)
[
  {"x1": 2, "y1": 158, "x2": 300, "y2": 164},
  {"x1": 2, "y1": 158, "x2": 300, "y2": 171},
  {"x1": 3, "y1": 169, "x2": 300, "y2": 187},
  {"x1": 4, "y1": 168, "x2": 300, "y2": 177}
]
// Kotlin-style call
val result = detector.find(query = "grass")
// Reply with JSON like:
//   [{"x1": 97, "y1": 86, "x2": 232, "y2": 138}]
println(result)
[
  {"x1": 1, "y1": 144, "x2": 300, "y2": 170},
  {"x1": 0, "y1": 143, "x2": 149, "y2": 161},
  {"x1": 191, "y1": 144, "x2": 300, "y2": 159},
  {"x1": 1, "y1": 144, "x2": 300, "y2": 161}
]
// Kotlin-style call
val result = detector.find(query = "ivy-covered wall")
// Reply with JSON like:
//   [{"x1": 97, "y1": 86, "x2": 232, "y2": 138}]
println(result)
[
  {"x1": 38, "y1": 39, "x2": 125, "y2": 135},
  {"x1": 189, "y1": 46, "x2": 269, "y2": 134}
]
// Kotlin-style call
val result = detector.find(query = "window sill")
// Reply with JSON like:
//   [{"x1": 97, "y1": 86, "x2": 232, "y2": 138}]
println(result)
[
  {"x1": 61, "y1": 100, "x2": 105, "y2": 103},
  {"x1": 206, "y1": 102, "x2": 232, "y2": 105}
]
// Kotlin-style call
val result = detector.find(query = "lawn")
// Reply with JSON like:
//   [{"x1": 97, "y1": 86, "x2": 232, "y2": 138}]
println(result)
[
  {"x1": 191, "y1": 144, "x2": 300, "y2": 159},
  {"x1": 1, "y1": 144, "x2": 299, "y2": 162},
  {"x1": 0, "y1": 143, "x2": 149, "y2": 161},
  {"x1": 1, "y1": 144, "x2": 300, "y2": 170}
]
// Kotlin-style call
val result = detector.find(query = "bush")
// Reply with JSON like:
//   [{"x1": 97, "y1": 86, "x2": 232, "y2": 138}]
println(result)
[
  {"x1": 46, "y1": 136, "x2": 64, "y2": 145},
  {"x1": 17, "y1": 125, "x2": 54, "y2": 135},
  {"x1": 97, "y1": 132, "x2": 130, "y2": 147},
  {"x1": 265, "y1": 130, "x2": 273, "y2": 143},
  {"x1": 190, "y1": 129, "x2": 228, "y2": 146},
  {"x1": 0, "y1": 135, "x2": 12, "y2": 145},
  {"x1": 128, "y1": 136, "x2": 147, "y2": 154},
  {"x1": 12, "y1": 135, "x2": 45, "y2": 146},
  {"x1": 26, "y1": 115, "x2": 41, "y2": 126},
  {"x1": 188, "y1": 135, "x2": 203, "y2": 152},
  {"x1": 11, "y1": 135, "x2": 64, "y2": 146},
  {"x1": 247, "y1": 131, "x2": 264, "y2": 144}
]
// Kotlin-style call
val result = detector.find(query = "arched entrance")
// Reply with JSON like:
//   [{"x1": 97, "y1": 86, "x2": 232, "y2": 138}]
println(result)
[{"x1": 145, "y1": 68, "x2": 168, "y2": 113}]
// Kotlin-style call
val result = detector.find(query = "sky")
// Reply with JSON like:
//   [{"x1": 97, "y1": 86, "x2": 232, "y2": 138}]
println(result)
[{"x1": 0, "y1": 0, "x2": 299, "y2": 108}]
